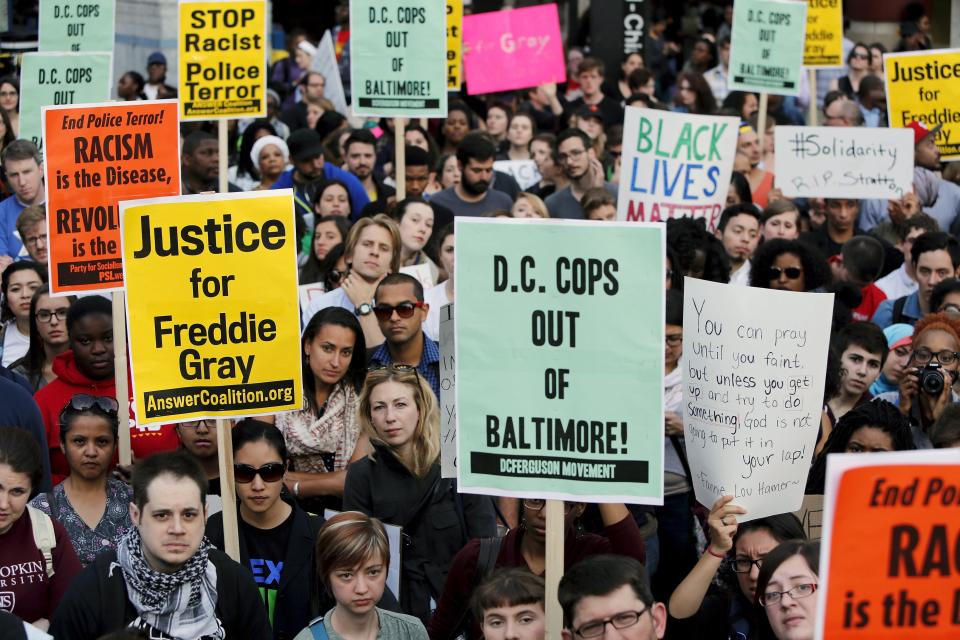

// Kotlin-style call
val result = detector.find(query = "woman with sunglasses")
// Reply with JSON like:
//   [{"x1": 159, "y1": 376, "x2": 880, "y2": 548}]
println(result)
[
  {"x1": 345, "y1": 366, "x2": 497, "y2": 624},
  {"x1": 0, "y1": 427, "x2": 82, "y2": 631},
  {"x1": 0, "y1": 260, "x2": 45, "y2": 367},
  {"x1": 668, "y1": 496, "x2": 806, "y2": 640},
  {"x1": 274, "y1": 307, "x2": 369, "y2": 512},
  {"x1": 875, "y1": 312, "x2": 960, "y2": 448},
  {"x1": 831, "y1": 42, "x2": 872, "y2": 98},
  {"x1": 300, "y1": 216, "x2": 351, "y2": 285},
  {"x1": 28, "y1": 393, "x2": 133, "y2": 567},
  {"x1": 207, "y1": 419, "x2": 324, "y2": 640},
  {"x1": 10, "y1": 285, "x2": 74, "y2": 392},
  {"x1": 429, "y1": 498, "x2": 645, "y2": 639},
  {"x1": 749, "y1": 239, "x2": 832, "y2": 293},
  {"x1": 391, "y1": 198, "x2": 439, "y2": 284},
  {"x1": 755, "y1": 540, "x2": 821, "y2": 640}
]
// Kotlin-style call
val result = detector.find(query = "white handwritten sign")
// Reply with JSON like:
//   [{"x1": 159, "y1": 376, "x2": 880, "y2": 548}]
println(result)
[
  {"x1": 311, "y1": 30, "x2": 348, "y2": 116},
  {"x1": 439, "y1": 303, "x2": 457, "y2": 478},
  {"x1": 775, "y1": 126, "x2": 914, "y2": 200},
  {"x1": 682, "y1": 279, "x2": 832, "y2": 521},
  {"x1": 494, "y1": 159, "x2": 542, "y2": 190}
]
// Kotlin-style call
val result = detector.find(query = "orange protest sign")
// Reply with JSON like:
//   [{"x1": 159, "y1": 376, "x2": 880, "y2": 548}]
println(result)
[
  {"x1": 43, "y1": 100, "x2": 180, "y2": 294},
  {"x1": 818, "y1": 452, "x2": 960, "y2": 639}
]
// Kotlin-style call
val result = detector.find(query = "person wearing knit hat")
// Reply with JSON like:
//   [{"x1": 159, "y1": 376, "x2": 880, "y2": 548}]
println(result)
[
  {"x1": 870, "y1": 323, "x2": 914, "y2": 395},
  {"x1": 250, "y1": 135, "x2": 290, "y2": 190},
  {"x1": 875, "y1": 311, "x2": 960, "y2": 448}
]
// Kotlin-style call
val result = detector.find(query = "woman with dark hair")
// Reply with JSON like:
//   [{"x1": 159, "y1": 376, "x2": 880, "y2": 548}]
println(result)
[
  {"x1": 722, "y1": 91, "x2": 760, "y2": 121},
  {"x1": 673, "y1": 72, "x2": 717, "y2": 115},
  {"x1": 435, "y1": 153, "x2": 461, "y2": 192},
  {"x1": 0, "y1": 107, "x2": 16, "y2": 162},
  {"x1": 405, "y1": 123, "x2": 440, "y2": 169},
  {"x1": 755, "y1": 540, "x2": 821, "y2": 640},
  {"x1": 761, "y1": 200, "x2": 801, "y2": 241},
  {"x1": 666, "y1": 247, "x2": 683, "y2": 290},
  {"x1": 29, "y1": 394, "x2": 133, "y2": 567},
  {"x1": 207, "y1": 419, "x2": 325, "y2": 639},
  {"x1": 805, "y1": 399, "x2": 915, "y2": 494},
  {"x1": 485, "y1": 103, "x2": 512, "y2": 147},
  {"x1": 749, "y1": 239, "x2": 831, "y2": 292},
  {"x1": 608, "y1": 51, "x2": 645, "y2": 101},
  {"x1": 10, "y1": 285, "x2": 74, "y2": 392},
  {"x1": 727, "y1": 172, "x2": 754, "y2": 208},
  {"x1": 501, "y1": 113, "x2": 536, "y2": 161},
  {"x1": 423, "y1": 223, "x2": 454, "y2": 340},
  {"x1": 666, "y1": 217, "x2": 731, "y2": 284},
  {"x1": 230, "y1": 120, "x2": 278, "y2": 191},
  {"x1": 832, "y1": 42, "x2": 872, "y2": 98},
  {"x1": 116, "y1": 71, "x2": 146, "y2": 101},
  {"x1": 273, "y1": 307, "x2": 368, "y2": 511},
  {"x1": 0, "y1": 76, "x2": 20, "y2": 136},
  {"x1": 0, "y1": 428, "x2": 82, "y2": 630},
  {"x1": 869, "y1": 42, "x2": 887, "y2": 75},
  {"x1": 313, "y1": 178, "x2": 353, "y2": 219},
  {"x1": 1, "y1": 260, "x2": 45, "y2": 367},
  {"x1": 391, "y1": 198, "x2": 438, "y2": 282},
  {"x1": 683, "y1": 37, "x2": 718, "y2": 75},
  {"x1": 440, "y1": 102, "x2": 475, "y2": 153},
  {"x1": 669, "y1": 498, "x2": 806, "y2": 640},
  {"x1": 300, "y1": 217, "x2": 351, "y2": 285}
]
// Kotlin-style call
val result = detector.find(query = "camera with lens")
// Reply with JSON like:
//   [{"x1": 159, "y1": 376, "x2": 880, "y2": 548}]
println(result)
[{"x1": 917, "y1": 363, "x2": 945, "y2": 396}]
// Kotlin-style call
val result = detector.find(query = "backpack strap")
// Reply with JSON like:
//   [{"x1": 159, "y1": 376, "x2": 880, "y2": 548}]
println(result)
[
  {"x1": 27, "y1": 506, "x2": 56, "y2": 578},
  {"x1": 308, "y1": 616, "x2": 329, "y2": 640},
  {"x1": 475, "y1": 536, "x2": 502, "y2": 582},
  {"x1": 892, "y1": 296, "x2": 908, "y2": 325}
]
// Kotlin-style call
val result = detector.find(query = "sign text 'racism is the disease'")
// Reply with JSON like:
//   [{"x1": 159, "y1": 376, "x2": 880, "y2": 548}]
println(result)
[
  {"x1": 122, "y1": 191, "x2": 301, "y2": 424},
  {"x1": 456, "y1": 219, "x2": 664, "y2": 504}
]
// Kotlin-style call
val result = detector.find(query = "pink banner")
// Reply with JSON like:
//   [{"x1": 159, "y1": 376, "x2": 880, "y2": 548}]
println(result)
[{"x1": 463, "y1": 4, "x2": 566, "y2": 95}]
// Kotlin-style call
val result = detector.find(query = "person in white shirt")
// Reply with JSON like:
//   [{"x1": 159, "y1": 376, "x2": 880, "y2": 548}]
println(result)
[
  {"x1": 715, "y1": 205, "x2": 761, "y2": 286},
  {"x1": 704, "y1": 36, "x2": 730, "y2": 103},
  {"x1": 423, "y1": 224, "x2": 453, "y2": 341},
  {"x1": 875, "y1": 214, "x2": 939, "y2": 300}
]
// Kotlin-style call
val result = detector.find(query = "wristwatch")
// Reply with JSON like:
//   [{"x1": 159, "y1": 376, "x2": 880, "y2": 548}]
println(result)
[{"x1": 356, "y1": 303, "x2": 373, "y2": 316}]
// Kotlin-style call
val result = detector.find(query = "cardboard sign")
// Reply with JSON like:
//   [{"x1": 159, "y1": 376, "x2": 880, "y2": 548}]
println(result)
[
  {"x1": 400, "y1": 262, "x2": 435, "y2": 290},
  {"x1": 456, "y1": 218, "x2": 665, "y2": 504},
  {"x1": 803, "y1": 0, "x2": 843, "y2": 67},
  {"x1": 493, "y1": 159, "x2": 542, "y2": 191},
  {"x1": 43, "y1": 100, "x2": 181, "y2": 294},
  {"x1": 178, "y1": 0, "x2": 267, "y2": 120},
  {"x1": 617, "y1": 107, "x2": 738, "y2": 231},
  {"x1": 884, "y1": 49, "x2": 960, "y2": 160},
  {"x1": 349, "y1": 0, "x2": 447, "y2": 117},
  {"x1": 817, "y1": 450, "x2": 960, "y2": 639},
  {"x1": 121, "y1": 191, "x2": 302, "y2": 425},
  {"x1": 311, "y1": 30, "x2": 348, "y2": 116},
  {"x1": 446, "y1": 0, "x2": 462, "y2": 90},
  {"x1": 728, "y1": 0, "x2": 808, "y2": 95},
  {"x1": 19, "y1": 52, "x2": 113, "y2": 151},
  {"x1": 38, "y1": 0, "x2": 115, "y2": 52},
  {"x1": 775, "y1": 126, "x2": 914, "y2": 200},
  {"x1": 462, "y1": 4, "x2": 566, "y2": 96},
  {"x1": 682, "y1": 279, "x2": 833, "y2": 521},
  {"x1": 793, "y1": 494, "x2": 824, "y2": 541},
  {"x1": 439, "y1": 303, "x2": 456, "y2": 478}
]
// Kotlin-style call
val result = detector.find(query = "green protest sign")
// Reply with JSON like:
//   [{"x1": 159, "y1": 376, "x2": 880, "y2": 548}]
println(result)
[
  {"x1": 349, "y1": 0, "x2": 447, "y2": 117},
  {"x1": 38, "y1": 0, "x2": 115, "y2": 52},
  {"x1": 455, "y1": 219, "x2": 665, "y2": 504},
  {"x1": 728, "y1": 0, "x2": 807, "y2": 95},
  {"x1": 19, "y1": 52, "x2": 113, "y2": 152}
]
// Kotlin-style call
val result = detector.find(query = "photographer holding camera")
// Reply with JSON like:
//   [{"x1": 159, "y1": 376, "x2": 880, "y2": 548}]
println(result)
[{"x1": 879, "y1": 312, "x2": 960, "y2": 448}]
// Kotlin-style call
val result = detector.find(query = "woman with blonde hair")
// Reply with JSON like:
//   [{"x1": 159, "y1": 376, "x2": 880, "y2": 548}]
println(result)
[
  {"x1": 344, "y1": 366, "x2": 496, "y2": 624},
  {"x1": 511, "y1": 192, "x2": 549, "y2": 219}
]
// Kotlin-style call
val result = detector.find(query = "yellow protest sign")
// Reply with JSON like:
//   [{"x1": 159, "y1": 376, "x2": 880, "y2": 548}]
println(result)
[
  {"x1": 121, "y1": 191, "x2": 302, "y2": 425},
  {"x1": 884, "y1": 48, "x2": 960, "y2": 160},
  {"x1": 804, "y1": 0, "x2": 843, "y2": 67},
  {"x1": 178, "y1": 0, "x2": 266, "y2": 120},
  {"x1": 447, "y1": 0, "x2": 463, "y2": 90}
]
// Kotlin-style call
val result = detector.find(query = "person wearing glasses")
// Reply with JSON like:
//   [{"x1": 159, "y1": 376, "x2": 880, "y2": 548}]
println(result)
[
  {"x1": 176, "y1": 419, "x2": 222, "y2": 515},
  {"x1": 831, "y1": 43, "x2": 872, "y2": 98},
  {"x1": 29, "y1": 393, "x2": 133, "y2": 567},
  {"x1": 345, "y1": 365, "x2": 496, "y2": 624},
  {"x1": 669, "y1": 501, "x2": 806, "y2": 640},
  {"x1": 14, "y1": 205, "x2": 47, "y2": 267},
  {"x1": 754, "y1": 540, "x2": 821, "y2": 640},
  {"x1": 273, "y1": 307, "x2": 369, "y2": 512},
  {"x1": 558, "y1": 555, "x2": 666, "y2": 640},
  {"x1": 874, "y1": 312, "x2": 960, "y2": 448},
  {"x1": 207, "y1": 419, "x2": 325, "y2": 640},
  {"x1": 368, "y1": 273, "x2": 440, "y2": 399},
  {"x1": 546, "y1": 129, "x2": 616, "y2": 220},
  {"x1": 749, "y1": 239, "x2": 832, "y2": 293}
]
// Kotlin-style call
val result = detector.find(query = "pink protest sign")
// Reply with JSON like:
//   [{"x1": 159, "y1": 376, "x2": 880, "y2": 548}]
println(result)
[{"x1": 463, "y1": 4, "x2": 566, "y2": 95}]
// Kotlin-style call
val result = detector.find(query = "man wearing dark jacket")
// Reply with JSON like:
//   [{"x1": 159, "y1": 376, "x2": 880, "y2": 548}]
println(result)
[{"x1": 50, "y1": 451, "x2": 271, "y2": 639}]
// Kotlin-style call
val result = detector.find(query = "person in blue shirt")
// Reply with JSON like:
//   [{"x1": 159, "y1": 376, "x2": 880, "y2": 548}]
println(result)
[
  {"x1": 0, "y1": 140, "x2": 45, "y2": 266},
  {"x1": 873, "y1": 232, "x2": 960, "y2": 328}
]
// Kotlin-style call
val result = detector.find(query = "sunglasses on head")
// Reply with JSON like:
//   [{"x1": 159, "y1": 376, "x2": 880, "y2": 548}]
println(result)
[
  {"x1": 67, "y1": 394, "x2": 119, "y2": 414},
  {"x1": 233, "y1": 462, "x2": 285, "y2": 484},
  {"x1": 767, "y1": 266, "x2": 802, "y2": 280},
  {"x1": 373, "y1": 300, "x2": 425, "y2": 322}
]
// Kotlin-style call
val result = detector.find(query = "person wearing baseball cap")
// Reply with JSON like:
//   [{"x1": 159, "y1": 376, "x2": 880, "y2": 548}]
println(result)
[
  {"x1": 906, "y1": 120, "x2": 960, "y2": 234},
  {"x1": 870, "y1": 324, "x2": 914, "y2": 395},
  {"x1": 908, "y1": 120, "x2": 942, "y2": 170},
  {"x1": 144, "y1": 51, "x2": 176, "y2": 100}
]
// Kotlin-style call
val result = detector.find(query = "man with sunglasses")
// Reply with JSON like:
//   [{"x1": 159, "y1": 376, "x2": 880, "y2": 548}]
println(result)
[
  {"x1": 559, "y1": 555, "x2": 666, "y2": 640},
  {"x1": 367, "y1": 273, "x2": 440, "y2": 399}
]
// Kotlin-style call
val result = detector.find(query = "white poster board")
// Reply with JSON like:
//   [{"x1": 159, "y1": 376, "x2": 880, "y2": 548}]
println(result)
[
  {"x1": 311, "y1": 30, "x2": 349, "y2": 116},
  {"x1": 775, "y1": 126, "x2": 914, "y2": 200},
  {"x1": 439, "y1": 303, "x2": 457, "y2": 478},
  {"x1": 682, "y1": 278, "x2": 833, "y2": 521},
  {"x1": 493, "y1": 159, "x2": 542, "y2": 190}
]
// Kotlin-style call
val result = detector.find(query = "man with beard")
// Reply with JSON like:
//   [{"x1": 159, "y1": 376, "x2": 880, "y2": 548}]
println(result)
[
  {"x1": 430, "y1": 133, "x2": 513, "y2": 217},
  {"x1": 545, "y1": 129, "x2": 616, "y2": 219},
  {"x1": 344, "y1": 128, "x2": 395, "y2": 205}
]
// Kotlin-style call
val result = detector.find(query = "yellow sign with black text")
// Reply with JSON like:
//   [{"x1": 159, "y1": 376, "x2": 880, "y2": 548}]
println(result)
[
  {"x1": 121, "y1": 191, "x2": 302, "y2": 425},
  {"x1": 447, "y1": 0, "x2": 463, "y2": 90},
  {"x1": 803, "y1": 0, "x2": 843, "y2": 67},
  {"x1": 178, "y1": 0, "x2": 266, "y2": 120}
]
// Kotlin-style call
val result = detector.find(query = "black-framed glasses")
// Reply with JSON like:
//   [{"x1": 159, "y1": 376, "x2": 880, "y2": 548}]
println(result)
[
  {"x1": 234, "y1": 462, "x2": 285, "y2": 484},
  {"x1": 179, "y1": 419, "x2": 215, "y2": 429},
  {"x1": 36, "y1": 308, "x2": 69, "y2": 323},
  {"x1": 521, "y1": 498, "x2": 575, "y2": 514},
  {"x1": 760, "y1": 583, "x2": 818, "y2": 607},
  {"x1": 911, "y1": 347, "x2": 960, "y2": 366},
  {"x1": 729, "y1": 556, "x2": 763, "y2": 574},
  {"x1": 665, "y1": 334, "x2": 683, "y2": 346},
  {"x1": 575, "y1": 609, "x2": 649, "y2": 638},
  {"x1": 767, "y1": 266, "x2": 802, "y2": 280},
  {"x1": 557, "y1": 148, "x2": 587, "y2": 163},
  {"x1": 373, "y1": 300, "x2": 425, "y2": 322},
  {"x1": 24, "y1": 233, "x2": 47, "y2": 247}
]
